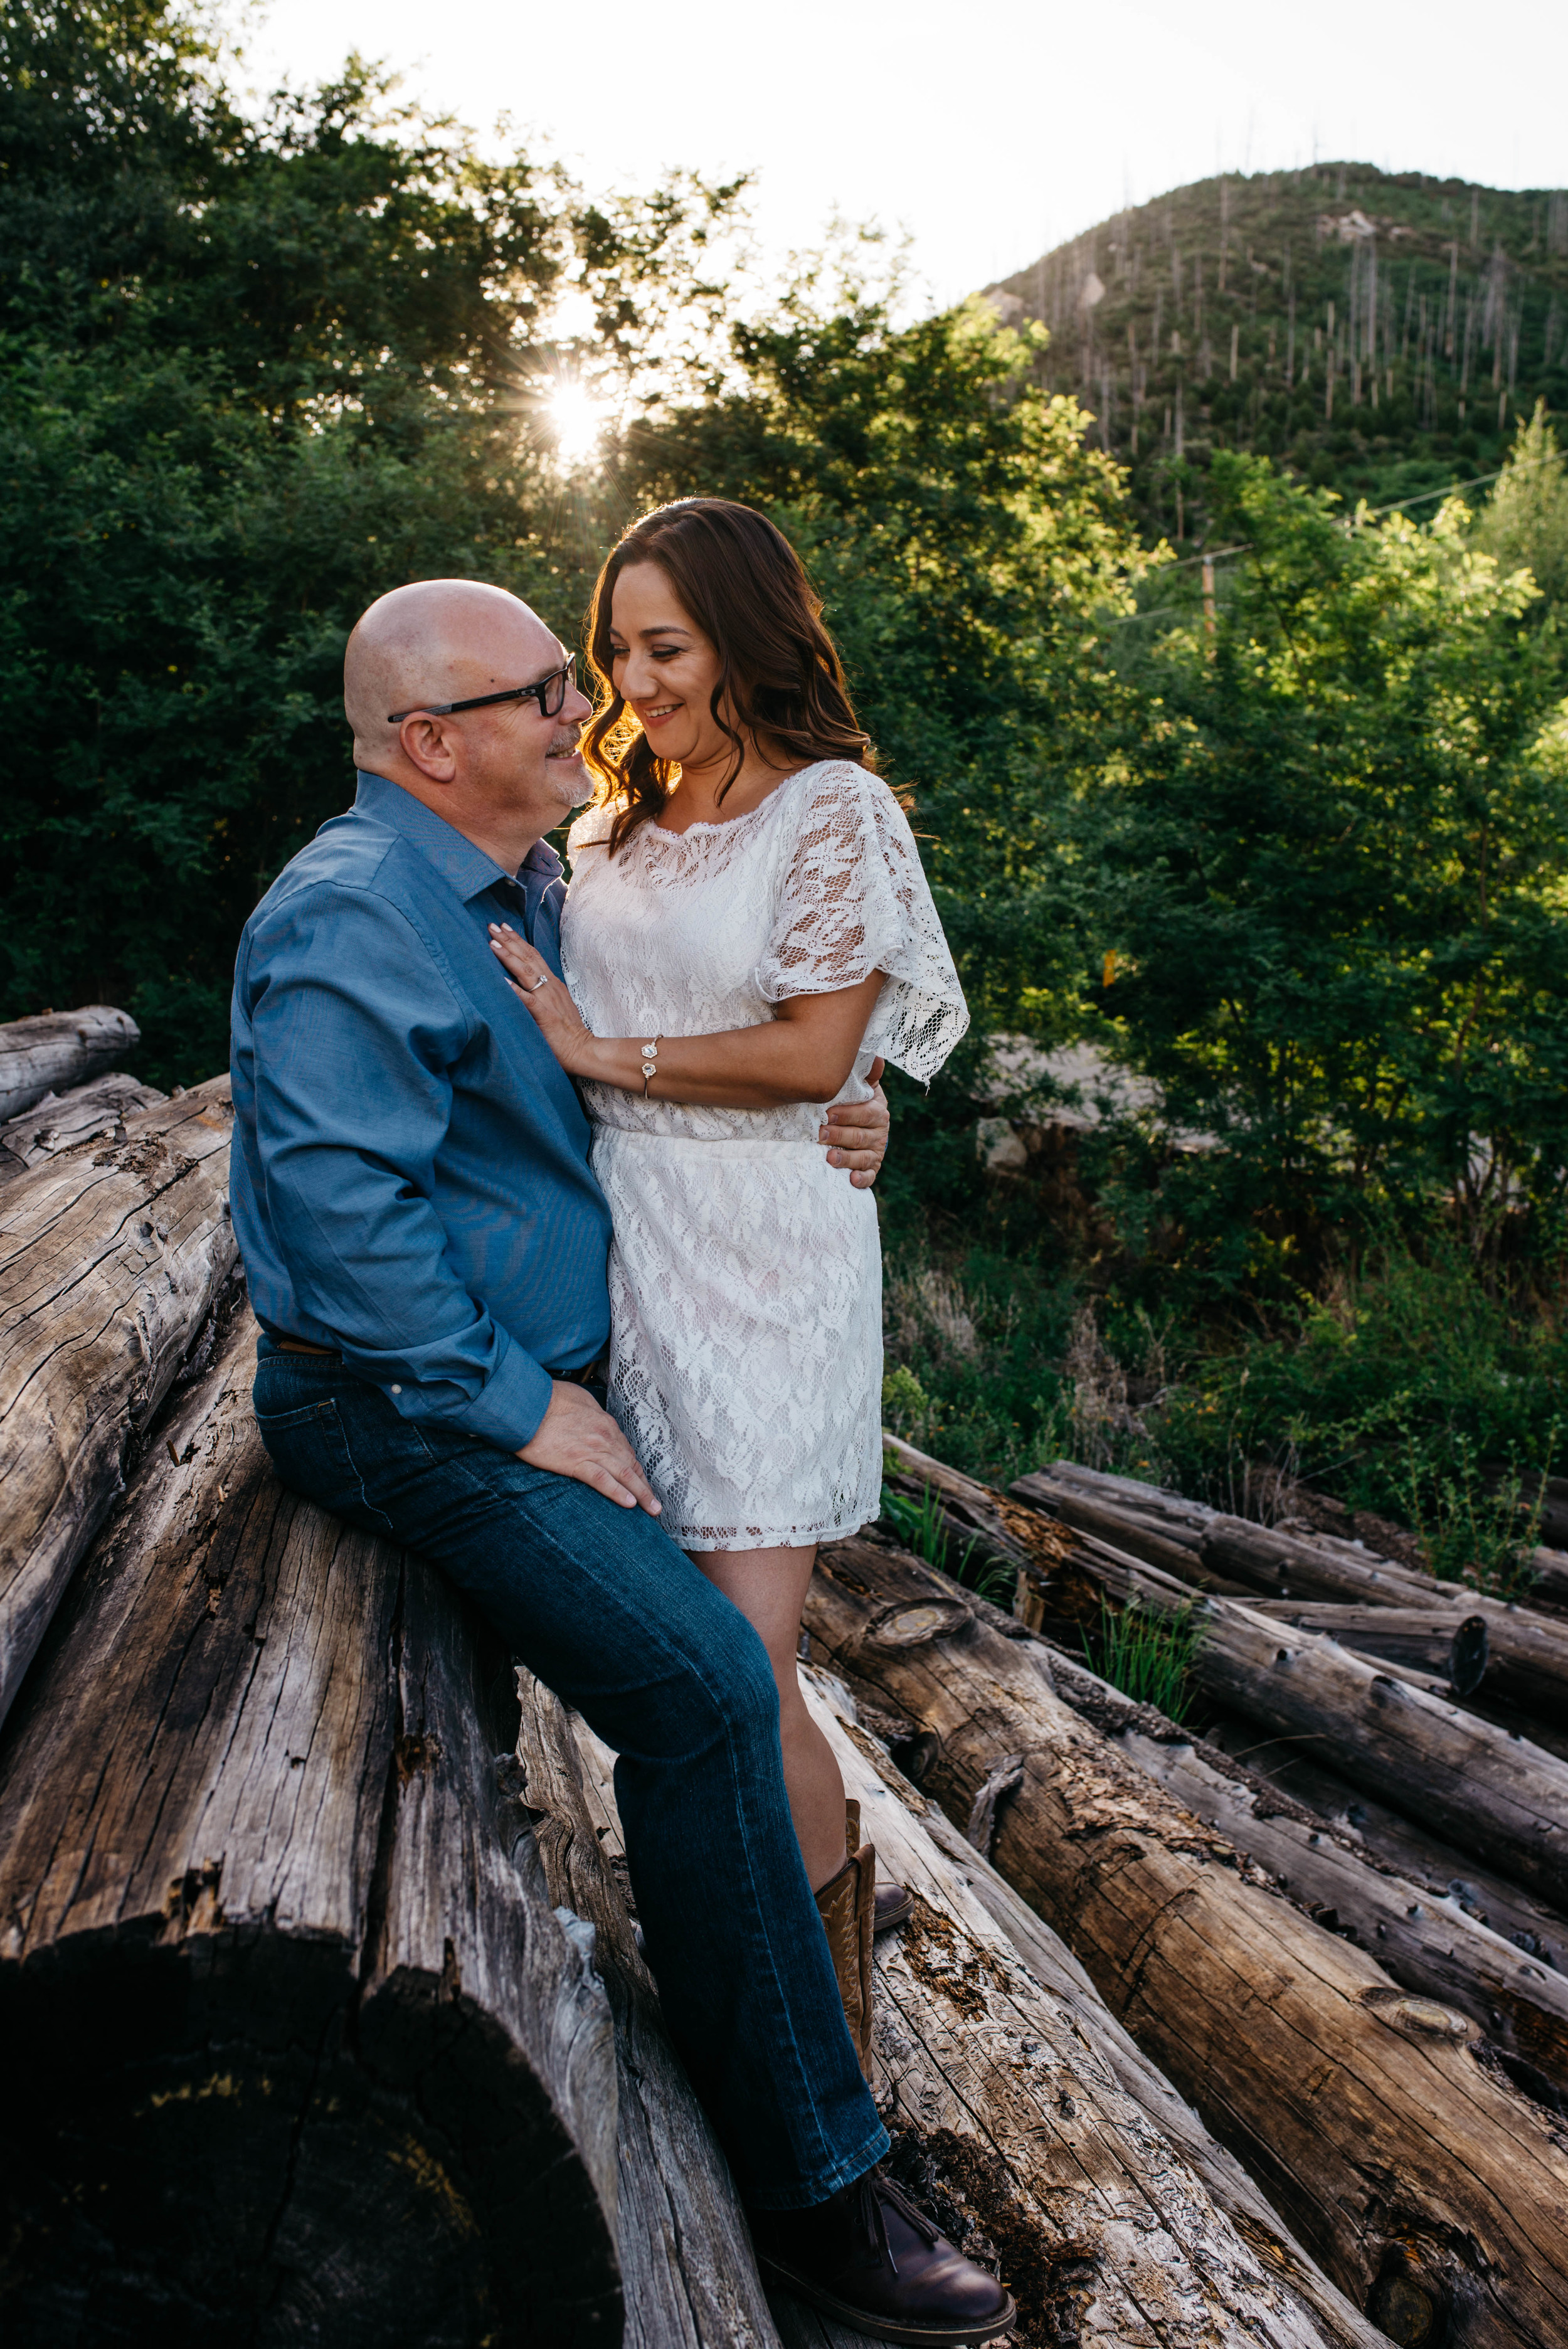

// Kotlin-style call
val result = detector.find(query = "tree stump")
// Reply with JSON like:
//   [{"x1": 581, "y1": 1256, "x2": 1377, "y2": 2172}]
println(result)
[{"x1": 0, "y1": 1305, "x2": 622, "y2": 2346}]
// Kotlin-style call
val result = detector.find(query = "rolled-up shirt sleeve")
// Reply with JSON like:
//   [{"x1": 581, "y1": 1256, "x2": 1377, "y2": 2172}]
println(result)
[{"x1": 241, "y1": 880, "x2": 553, "y2": 1449}]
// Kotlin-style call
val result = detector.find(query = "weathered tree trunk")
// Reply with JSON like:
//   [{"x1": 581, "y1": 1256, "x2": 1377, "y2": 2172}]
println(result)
[
  {"x1": 805, "y1": 1533, "x2": 1568, "y2": 2346},
  {"x1": 1247, "y1": 1599, "x2": 1490, "y2": 1693},
  {"x1": 511, "y1": 1667, "x2": 782, "y2": 2349},
  {"x1": 1015, "y1": 1463, "x2": 1568, "y2": 1707},
  {"x1": 0, "y1": 1075, "x2": 238, "y2": 1724},
  {"x1": 0, "y1": 1071, "x2": 167, "y2": 1187},
  {"x1": 1026, "y1": 1634, "x2": 1568, "y2": 2098},
  {"x1": 1027, "y1": 1536, "x2": 1568, "y2": 1912},
  {"x1": 567, "y1": 1670, "x2": 1386, "y2": 2348},
  {"x1": 0, "y1": 1004, "x2": 141, "y2": 1120},
  {"x1": 1199, "y1": 1718, "x2": 1568, "y2": 1970},
  {"x1": 0, "y1": 1305, "x2": 622, "y2": 2346}
]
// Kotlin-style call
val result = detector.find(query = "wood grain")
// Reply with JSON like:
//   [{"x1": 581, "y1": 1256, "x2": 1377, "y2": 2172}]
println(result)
[
  {"x1": 0, "y1": 1004, "x2": 140, "y2": 1121},
  {"x1": 1027, "y1": 1533, "x2": 1568, "y2": 1909},
  {"x1": 0, "y1": 1304, "x2": 622, "y2": 2345},
  {"x1": 0, "y1": 1074, "x2": 239, "y2": 1724},
  {"x1": 514, "y1": 1670, "x2": 783, "y2": 2349},
  {"x1": 0, "y1": 1071, "x2": 167, "y2": 1187},
  {"x1": 1014, "y1": 1461, "x2": 1568, "y2": 1713},
  {"x1": 571, "y1": 1679, "x2": 1384, "y2": 2349},
  {"x1": 807, "y1": 1533, "x2": 1568, "y2": 2346}
]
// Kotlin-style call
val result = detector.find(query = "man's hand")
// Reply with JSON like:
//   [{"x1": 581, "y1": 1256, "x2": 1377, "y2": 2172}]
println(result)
[
  {"x1": 519, "y1": 1381, "x2": 662, "y2": 1514},
  {"x1": 820, "y1": 1059, "x2": 890, "y2": 1190}
]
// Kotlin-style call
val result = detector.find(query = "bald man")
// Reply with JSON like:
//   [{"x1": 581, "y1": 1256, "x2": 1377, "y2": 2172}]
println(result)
[{"x1": 230, "y1": 580, "x2": 1014, "y2": 2343}]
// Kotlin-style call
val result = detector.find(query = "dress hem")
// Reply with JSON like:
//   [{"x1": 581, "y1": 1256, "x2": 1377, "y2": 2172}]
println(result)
[{"x1": 670, "y1": 1510, "x2": 877, "y2": 1554}]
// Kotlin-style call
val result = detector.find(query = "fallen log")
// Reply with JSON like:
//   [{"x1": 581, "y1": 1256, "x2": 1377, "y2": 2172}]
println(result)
[
  {"x1": 0, "y1": 1075, "x2": 238, "y2": 1725},
  {"x1": 1016, "y1": 1461, "x2": 1568, "y2": 1710},
  {"x1": 511, "y1": 1667, "x2": 781, "y2": 2349},
  {"x1": 1021, "y1": 1636, "x2": 1568, "y2": 2098},
  {"x1": 0, "y1": 1003, "x2": 141, "y2": 1121},
  {"x1": 569, "y1": 1676, "x2": 1386, "y2": 2348},
  {"x1": 0, "y1": 1071, "x2": 167, "y2": 1186},
  {"x1": 1199, "y1": 1719, "x2": 1568, "y2": 1974},
  {"x1": 1246, "y1": 1599, "x2": 1490, "y2": 1695},
  {"x1": 806, "y1": 1532, "x2": 1568, "y2": 2345},
  {"x1": 1024, "y1": 1530, "x2": 1568, "y2": 1912},
  {"x1": 0, "y1": 1305, "x2": 623, "y2": 2345}
]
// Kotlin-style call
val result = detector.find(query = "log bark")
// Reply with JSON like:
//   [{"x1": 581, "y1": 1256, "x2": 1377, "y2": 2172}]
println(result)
[
  {"x1": 805, "y1": 1532, "x2": 1568, "y2": 2346},
  {"x1": 0, "y1": 1004, "x2": 141, "y2": 1120},
  {"x1": 1248, "y1": 1600, "x2": 1490, "y2": 1694},
  {"x1": 1026, "y1": 1536, "x2": 1568, "y2": 1912},
  {"x1": 1025, "y1": 1637, "x2": 1568, "y2": 2099},
  {"x1": 0, "y1": 1074, "x2": 238, "y2": 1725},
  {"x1": 1015, "y1": 1462, "x2": 1568, "y2": 1714},
  {"x1": 0, "y1": 1304, "x2": 622, "y2": 2346},
  {"x1": 1197, "y1": 1719, "x2": 1568, "y2": 1970},
  {"x1": 569, "y1": 1668, "x2": 1385, "y2": 2348},
  {"x1": 0, "y1": 1071, "x2": 167, "y2": 1186},
  {"x1": 511, "y1": 1668, "x2": 782, "y2": 2349}
]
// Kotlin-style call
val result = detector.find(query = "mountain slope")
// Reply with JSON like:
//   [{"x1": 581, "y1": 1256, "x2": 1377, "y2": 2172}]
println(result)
[{"x1": 987, "y1": 163, "x2": 1568, "y2": 541}]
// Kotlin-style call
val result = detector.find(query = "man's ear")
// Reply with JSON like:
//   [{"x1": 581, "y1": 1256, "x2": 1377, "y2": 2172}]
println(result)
[{"x1": 398, "y1": 713, "x2": 461, "y2": 786}]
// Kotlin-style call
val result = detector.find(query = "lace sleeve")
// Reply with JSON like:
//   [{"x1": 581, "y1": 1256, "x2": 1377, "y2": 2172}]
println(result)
[{"x1": 756, "y1": 763, "x2": 969, "y2": 1083}]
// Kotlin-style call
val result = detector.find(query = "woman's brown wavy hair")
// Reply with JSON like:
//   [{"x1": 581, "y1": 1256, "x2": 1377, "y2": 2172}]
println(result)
[{"x1": 581, "y1": 498, "x2": 874, "y2": 855}]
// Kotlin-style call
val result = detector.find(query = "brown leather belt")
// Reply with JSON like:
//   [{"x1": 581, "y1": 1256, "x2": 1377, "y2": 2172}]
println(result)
[{"x1": 275, "y1": 1335, "x2": 605, "y2": 1384}]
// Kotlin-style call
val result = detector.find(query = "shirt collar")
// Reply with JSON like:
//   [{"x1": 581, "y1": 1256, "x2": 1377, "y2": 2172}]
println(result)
[{"x1": 352, "y1": 770, "x2": 564, "y2": 903}]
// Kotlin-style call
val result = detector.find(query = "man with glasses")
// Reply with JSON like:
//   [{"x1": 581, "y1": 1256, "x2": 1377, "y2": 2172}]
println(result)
[{"x1": 229, "y1": 578, "x2": 1014, "y2": 2342}]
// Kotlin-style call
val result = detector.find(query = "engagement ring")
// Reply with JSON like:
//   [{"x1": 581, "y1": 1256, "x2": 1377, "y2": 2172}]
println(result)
[{"x1": 529, "y1": 974, "x2": 550, "y2": 992}]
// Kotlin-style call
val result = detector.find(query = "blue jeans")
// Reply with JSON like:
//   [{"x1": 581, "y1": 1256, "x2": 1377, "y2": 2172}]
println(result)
[{"x1": 252, "y1": 1338, "x2": 888, "y2": 2209}]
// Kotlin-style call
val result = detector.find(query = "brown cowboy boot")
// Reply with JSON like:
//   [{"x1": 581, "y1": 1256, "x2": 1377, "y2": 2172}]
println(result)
[
  {"x1": 815, "y1": 1805, "x2": 876, "y2": 2081},
  {"x1": 845, "y1": 1797, "x2": 914, "y2": 1934}
]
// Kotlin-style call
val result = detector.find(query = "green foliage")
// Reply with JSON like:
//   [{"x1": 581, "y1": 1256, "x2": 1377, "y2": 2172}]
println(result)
[
  {"x1": 0, "y1": 0, "x2": 739, "y2": 1081},
  {"x1": 988, "y1": 164, "x2": 1568, "y2": 540},
  {"x1": 1394, "y1": 1438, "x2": 1547, "y2": 1600},
  {"x1": 877, "y1": 1480, "x2": 1014, "y2": 1606},
  {"x1": 1091, "y1": 1596, "x2": 1204, "y2": 1724},
  {"x1": 603, "y1": 290, "x2": 1153, "y2": 1044},
  {"x1": 1474, "y1": 402, "x2": 1568, "y2": 610},
  {"x1": 1146, "y1": 1231, "x2": 1564, "y2": 1578},
  {"x1": 1093, "y1": 453, "x2": 1568, "y2": 1278},
  {"x1": 878, "y1": 1231, "x2": 1079, "y2": 1486}
]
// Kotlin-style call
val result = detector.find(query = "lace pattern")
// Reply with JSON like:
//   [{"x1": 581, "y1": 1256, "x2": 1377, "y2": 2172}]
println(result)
[{"x1": 559, "y1": 761, "x2": 967, "y2": 1548}]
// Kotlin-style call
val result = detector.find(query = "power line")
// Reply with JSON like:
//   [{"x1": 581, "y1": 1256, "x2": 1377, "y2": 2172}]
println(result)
[{"x1": 1108, "y1": 450, "x2": 1557, "y2": 625}]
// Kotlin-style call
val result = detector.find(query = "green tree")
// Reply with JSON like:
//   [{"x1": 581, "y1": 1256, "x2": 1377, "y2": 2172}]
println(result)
[
  {"x1": 0, "y1": 0, "x2": 737, "y2": 1080},
  {"x1": 606, "y1": 292, "x2": 1150, "y2": 1042},
  {"x1": 1474, "y1": 400, "x2": 1568, "y2": 613},
  {"x1": 1094, "y1": 453, "x2": 1568, "y2": 1280}
]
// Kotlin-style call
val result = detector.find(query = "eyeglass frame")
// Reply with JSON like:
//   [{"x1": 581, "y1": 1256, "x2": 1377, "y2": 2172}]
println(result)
[{"x1": 388, "y1": 655, "x2": 576, "y2": 726}]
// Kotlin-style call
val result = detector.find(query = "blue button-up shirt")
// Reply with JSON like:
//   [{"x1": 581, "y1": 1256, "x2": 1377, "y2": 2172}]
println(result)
[{"x1": 230, "y1": 770, "x2": 613, "y2": 1450}]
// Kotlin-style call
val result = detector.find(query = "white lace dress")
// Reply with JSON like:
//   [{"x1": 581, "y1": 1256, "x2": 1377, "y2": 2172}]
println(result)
[{"x1": 560, "y1": 760, "x2": 968, "y2": 1550}]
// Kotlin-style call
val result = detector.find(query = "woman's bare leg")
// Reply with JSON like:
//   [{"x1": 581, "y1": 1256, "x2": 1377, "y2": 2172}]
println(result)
[{"x1": 688, "y1": 1544, "x2": 847, "y2": 1890}]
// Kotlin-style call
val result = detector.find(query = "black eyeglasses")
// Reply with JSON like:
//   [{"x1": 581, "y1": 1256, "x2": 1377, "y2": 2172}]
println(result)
[{"x1": 389, "y1": 655, "x2": 576, "y2": 725}]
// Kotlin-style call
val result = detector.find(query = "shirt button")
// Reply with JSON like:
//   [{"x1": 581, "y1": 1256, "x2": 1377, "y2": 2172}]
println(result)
[{"x1": 390, "y1": 1384, "x2": 402, "y2": 1395}]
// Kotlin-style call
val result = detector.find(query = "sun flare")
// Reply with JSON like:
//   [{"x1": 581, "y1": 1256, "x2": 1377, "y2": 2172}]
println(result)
[{"x1": 548, "y1": 380, "x2": 603, "y2": 468}]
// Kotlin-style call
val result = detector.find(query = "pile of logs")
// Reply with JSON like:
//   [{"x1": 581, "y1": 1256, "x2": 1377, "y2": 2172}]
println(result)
[{"x1": 3, "y1": 1008, "x2": 1566, "y2": 2348}]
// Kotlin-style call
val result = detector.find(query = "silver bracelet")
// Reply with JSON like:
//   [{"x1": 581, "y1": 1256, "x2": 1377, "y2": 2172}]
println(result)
[{"x1": 640, "y1": 1036, "x2": 660, "y2": 1096}]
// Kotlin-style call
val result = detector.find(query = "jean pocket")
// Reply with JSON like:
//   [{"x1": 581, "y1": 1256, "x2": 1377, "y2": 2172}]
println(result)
[{"x1": 253, "y1": 1394, "x2": 395, "y2": 1535}]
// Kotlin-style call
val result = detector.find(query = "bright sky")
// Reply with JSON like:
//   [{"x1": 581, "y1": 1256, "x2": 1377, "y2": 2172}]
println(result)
[{"x1": 242, "y1": 0, "x2": 1568, "y2": 314}]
